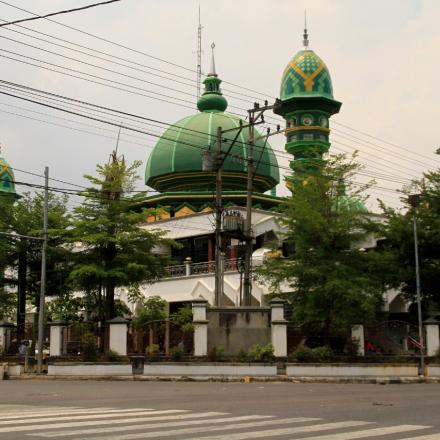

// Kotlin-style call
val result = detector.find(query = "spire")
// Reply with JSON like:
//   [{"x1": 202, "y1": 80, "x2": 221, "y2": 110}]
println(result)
[
  {"x1": 208, "y1": 42, "x2": 217, "y2": 77},
  {"x1": 303, "y1": 10, "x2": 309, "y2": 48},
  {"x1": 197, "y1": 42, "x2": 227, "y2": 112}
]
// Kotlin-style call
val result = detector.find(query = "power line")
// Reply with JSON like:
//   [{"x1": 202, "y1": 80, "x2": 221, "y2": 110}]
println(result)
[
  {"x1": 0, "y1": 86, "x2": 424, "y2": 191},
  {"x1": 0, "y1": 0, "x2": 122, "y2": 27},
  {"x1": 0, "y1": 0, "x2": 432, "y2": 169},
  {"x1": 0, "y1": 0, "x2": 272, "y2": 99}
]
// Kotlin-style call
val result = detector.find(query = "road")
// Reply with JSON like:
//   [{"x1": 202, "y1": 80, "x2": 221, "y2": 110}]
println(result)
[{"x1": 0, "y1": 380, "x2": 439, "y2": 439}]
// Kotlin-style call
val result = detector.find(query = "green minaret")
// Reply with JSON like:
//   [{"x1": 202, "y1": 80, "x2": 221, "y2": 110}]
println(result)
[{"x1": 274, "y1": 26, "x2": 341, "y2": 174}]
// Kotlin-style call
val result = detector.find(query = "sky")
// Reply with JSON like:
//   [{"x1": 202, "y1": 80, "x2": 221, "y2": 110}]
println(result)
[{"x1": 0, "y1": 0, "x2": 439, "y2": 211}]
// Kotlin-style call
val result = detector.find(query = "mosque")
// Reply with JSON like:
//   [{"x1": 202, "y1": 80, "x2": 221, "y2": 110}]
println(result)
[
  {"x1": 0, "y1": 29, "x2": 406, "y2": 317},
  {"x1": 130, "y1": 29, "x2": 394, "y2": 310}
]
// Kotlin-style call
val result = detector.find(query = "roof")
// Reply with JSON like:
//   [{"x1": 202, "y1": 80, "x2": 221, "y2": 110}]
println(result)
[
  {"x1": 145, "y1": 71, "x2": 280, "y2": 193},
  {"x1": 280, "y1": 50, "x2": 334, "y2": 101}
]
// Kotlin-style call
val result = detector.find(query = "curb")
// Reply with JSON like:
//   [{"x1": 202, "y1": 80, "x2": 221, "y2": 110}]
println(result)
[{"x1": 7, "y1": 374, "x2": 440, "y2": 384}]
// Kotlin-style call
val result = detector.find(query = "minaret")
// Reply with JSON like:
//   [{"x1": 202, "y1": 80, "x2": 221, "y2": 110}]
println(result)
[
  {"x1": 197, "y1": 43, "x2": 228, "y2": 113},
  {"x1": 0, "y1": 144, "x2": 18, "y2": 198},
  {"x1": 274, "y1": 25, "x2": 341, "y2": 174}
]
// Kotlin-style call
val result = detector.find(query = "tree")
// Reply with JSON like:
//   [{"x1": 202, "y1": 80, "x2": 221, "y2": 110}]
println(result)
[
  {"x1": 380, "y1": 162, "x2": 440, "y2": 312},
  {"x1": 2, "y1": 192, "x2": 71, "y2": 337},
  {"x1": 258, "y1": 153, "x2": 385, "y2": 337},
  {"x1": 69, "y1": 151, "x2": 171, "y2": 323}
]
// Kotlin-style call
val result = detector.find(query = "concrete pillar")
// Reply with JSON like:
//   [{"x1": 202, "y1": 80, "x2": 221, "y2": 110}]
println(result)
[
  {"x1": 270, "y1": 298, "x2": 287, "y2": 358},
  {"x1": 192, "y1": 298, "x2": 208, "y2": 356},
  {"x1": 49, "y1": 321, "x2": 66, "y2": 357},
  {"x1": 0, "y1": 321, "x2": 14, "y2": 355},
  {"x1": 107, "y1": 317, "x2": 128, "y2": 356},
  {"x1": 351, "y1": 324, "x2": 365, "y2": 356},
  {"x1": 185, "y1": 257, "x2": 192, "y2": 276},
  {"x1": 424, "y1": 318, "x2": 440, "y2": 357}
]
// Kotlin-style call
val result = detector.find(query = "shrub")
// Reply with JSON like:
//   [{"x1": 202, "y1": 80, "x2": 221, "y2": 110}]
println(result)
[
  {"x1": 247, "y1": 343, "x2": 275, "y2": 363},
  {"x1": 145, "y1": 344, "x2": 160, "y2": 359},
  {"x1": 103, "y1": 349, "x2": 124, "y2": 362},
  {"x1": 81, "y1": 332, "x2": 99, "y2": 362},
  {"x1": 207, "y1": 346, "x2": 224, "y2": 362},
  {"x1": 170, "y1": 346, "x2": 184, "y2": 361},
  {"x1": 236, "y1": 349, "x2": 249, "y2": 363},
  {"x1": 291, "y1": 345, "x2": 333, "y2": 363}
]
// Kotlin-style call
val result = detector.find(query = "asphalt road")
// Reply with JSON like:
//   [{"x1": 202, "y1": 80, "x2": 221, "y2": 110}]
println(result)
[{"x1": 0, "y1": 380, "x2": 439, "y2": 439}]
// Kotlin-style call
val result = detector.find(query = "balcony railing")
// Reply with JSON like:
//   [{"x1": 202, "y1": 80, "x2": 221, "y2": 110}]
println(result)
[{"x1": 163, "y1": 258, "x2": 241, "y2": 279}]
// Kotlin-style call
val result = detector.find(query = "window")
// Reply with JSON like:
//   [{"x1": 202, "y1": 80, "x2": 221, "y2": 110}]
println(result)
[{"x1": 303, "y1": 133, "x2": 314, "y2": 140}]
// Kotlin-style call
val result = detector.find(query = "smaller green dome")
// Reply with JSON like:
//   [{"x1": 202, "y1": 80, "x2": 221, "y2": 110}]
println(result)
[
  {"x1": 197, "y1": 76, "x2": 228, "y2": 112},
  {"x1": 280, "y1": 50, "x2": 334, "y2": 101},
  {"x1": 0, "y1": 155, "x2": 16, "y2": 196}
]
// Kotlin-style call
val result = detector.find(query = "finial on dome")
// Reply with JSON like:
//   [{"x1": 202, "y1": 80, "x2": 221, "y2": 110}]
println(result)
[
  {"x1": 208, "y1": 42, "x2": 217, "y2": 77},
  {"x1": 303, "y1": 10, "x2": 309, "y2": 48}
]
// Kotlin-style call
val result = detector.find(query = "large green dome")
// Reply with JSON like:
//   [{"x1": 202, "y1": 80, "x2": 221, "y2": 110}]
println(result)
[
  {"x1": 280, "y1": 49, "x2": 334, "y2": 101},
  {"x1": 0, "y1": 155, "x2": 16, "y2": 196},
  {"x1": 145, "y1": 72, "x2": 279, "y2": 193}
]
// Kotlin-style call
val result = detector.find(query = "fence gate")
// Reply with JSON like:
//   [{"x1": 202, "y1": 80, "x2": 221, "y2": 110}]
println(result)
[{"x1": 365, "y1": 320, "x2": 426, "y2": 356}]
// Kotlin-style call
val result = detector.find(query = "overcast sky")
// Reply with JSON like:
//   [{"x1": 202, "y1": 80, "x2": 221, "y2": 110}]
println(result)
[{"x1": 0, "y1": 0, "x2": 439, "y2": 211}]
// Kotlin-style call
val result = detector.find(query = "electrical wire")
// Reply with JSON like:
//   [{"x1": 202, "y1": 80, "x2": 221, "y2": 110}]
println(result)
[{"x1": 0, "y1": 0, "x2": 122, "y2": 27}]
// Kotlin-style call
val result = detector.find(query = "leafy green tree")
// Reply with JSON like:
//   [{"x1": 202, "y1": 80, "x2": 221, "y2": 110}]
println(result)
[
  {"x1": 69, "y1": 152, "x2": 171, "y2": 322},
  {"x1": 380, "y1": 163, "x2": 440, "y2": 312},
  {"x1": 0, "y1": 194, "x2": 15, "y2": 319},
  {"x1": 258, "y1": 153, "x2": 385, "y2": 337},
  {"x1": 2, "y1": 192, "x2": 71, "y2": 336}
]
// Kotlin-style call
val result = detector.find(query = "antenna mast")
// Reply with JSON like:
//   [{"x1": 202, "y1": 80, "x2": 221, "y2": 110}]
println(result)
[{"x1": 196, "y1": 5, "x2": 202, "y2": 101}]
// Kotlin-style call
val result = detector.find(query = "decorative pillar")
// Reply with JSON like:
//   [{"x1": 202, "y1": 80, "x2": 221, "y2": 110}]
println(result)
[
  {"x1": 0, "y1": 321, "x2": 14, "y2": 354},
  {"x1": 185, "y1": 257, "x2": 192, "y2": 277},
  {"x1": 424, "y1": 318, "x2": 440, "y2": 357},
  {"x1": 107, "y1": 317, "x2": 128, "y2": 356},
  {"x1": 270, "y1": 298, "x2": 287, "y2": 358},
  {"x1": 192, "y1": 298, "x2": 208, "y2": 357},
  {"x1": 351, "y1": 325, "x2": 365, "y2": 356},
  {"x1": 49, "y1": 321, "x2": 66, "y2": 357}
]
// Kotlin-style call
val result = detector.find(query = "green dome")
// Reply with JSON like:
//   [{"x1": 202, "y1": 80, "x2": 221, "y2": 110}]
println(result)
[
  {"x1": 145, "y1": 74, "x2": 279, "y2": 193},
  {"x1": 0, "y1": 155, "x2": 16, "y2": 196},
  {"x1": 280, "y1": 50, "x2": 334, "y2": 101}
]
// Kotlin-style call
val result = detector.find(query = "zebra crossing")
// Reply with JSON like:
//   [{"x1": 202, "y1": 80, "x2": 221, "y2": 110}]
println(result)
[{"x1": 0, "y1": 404, "x2": 437, "y2": 440}]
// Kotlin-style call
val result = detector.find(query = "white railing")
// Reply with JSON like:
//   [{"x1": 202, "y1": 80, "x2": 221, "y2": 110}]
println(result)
[{"x1": 163, "y1": 258, "x2": 241, "y2": 279}]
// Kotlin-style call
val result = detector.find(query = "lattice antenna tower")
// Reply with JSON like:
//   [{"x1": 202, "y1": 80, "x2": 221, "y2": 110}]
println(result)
[{"x1": 196, "y1": 5, "x2": 203, "y2": 102}]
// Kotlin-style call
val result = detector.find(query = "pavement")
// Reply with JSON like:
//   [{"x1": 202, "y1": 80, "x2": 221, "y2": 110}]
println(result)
[{"x1": 0, "y1": 380, "x2": 439, "y2": 439}]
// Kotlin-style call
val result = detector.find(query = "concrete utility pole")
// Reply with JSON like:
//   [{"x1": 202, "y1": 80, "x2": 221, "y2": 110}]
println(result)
[
  {"x1": 242, "y1": 110, "x2": 255, "y2": 306},
  {"x1": 242, "y1": 101, "x2": 278, "y2": 306},
  {"x1": 409, "y1": 193, "x2": 425, "y2": 376},
  {"x1": 214, "y1": 126, "x2": 223, "y2": 306},
  {"x1": 37, "y1": 166, "x2": 49, "y2": 374}
]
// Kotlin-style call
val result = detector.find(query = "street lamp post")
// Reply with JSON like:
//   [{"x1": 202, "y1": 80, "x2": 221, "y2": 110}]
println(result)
[{"x1": 408, "y1": 193, "x2": 424, "y2": 376}]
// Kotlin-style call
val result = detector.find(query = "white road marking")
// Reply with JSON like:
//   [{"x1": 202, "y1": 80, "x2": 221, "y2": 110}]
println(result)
[
  {"x1": 0, "y1": 409, "x2": 169, "y2": 425},
  {"x1": 391, "y1": 435, "x2": 440, "y2": 440},
  {"x1": 0, "y1": 408, "x2": 106, "y2": 419},
  {"x1": 0, "y1": 410, "x2": 198, "y2": 433},
  {"x1": 79, "y1": 419, "x2": 371, "y2": 440},
  {"x1": 0, "y1": 408, "x2": 154, "y2": 422},
  {"x1": 31, "y1": 415, "x2": 279, "y2": 437},
  {"x1": 280, "y1": 424, "x2": 432, "y2": 440}
]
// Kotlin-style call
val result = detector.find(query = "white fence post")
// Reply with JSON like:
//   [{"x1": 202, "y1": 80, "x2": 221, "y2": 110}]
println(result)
[
  {"x1": 424, "y1": 318, "x2": 440, "y2": 357},
  {"x1": 192, "y1": 298, "x2": 208, "y2": 356},
  {"x1": 0, "y1": 321, "x2": 14, "y2": 355},
  {"x1": 351, "y1": 325, "x2": 365, "y2": 356},
  {"x1": 107, "y1": 317, "x2": 128, "y2": 356},
  {"x1": 49, "y1": 321, "x2": 66, "y2": 357},
  {"x1": 270, "y1": 298, "x2": 287, "y2": 358}
]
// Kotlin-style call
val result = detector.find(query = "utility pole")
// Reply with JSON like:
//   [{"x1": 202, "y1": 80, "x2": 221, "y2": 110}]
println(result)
[
  {"x1": 409, "y1": 193, "x2": 425, "y2": 376},
  {"x1": 242, "y1": 101, "x2": 278, "y2": 306},
  {"x1": 214, "y1": 126, "x2": 222, "y2": 306},
  {"x1": 242, "y1": 110, "x2": 255, "y2": 306},
  {"x1": 37, "y1": 166, "x2": 49, "y2": 374}
]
